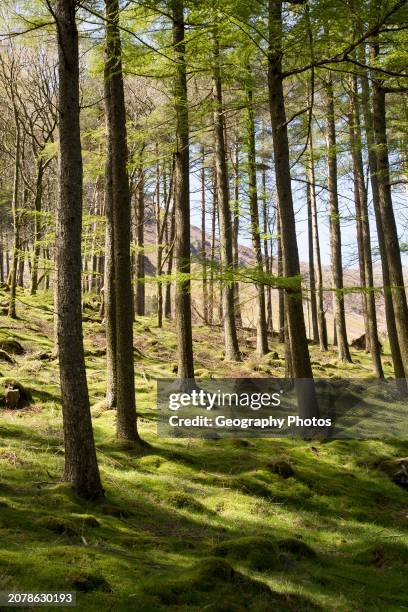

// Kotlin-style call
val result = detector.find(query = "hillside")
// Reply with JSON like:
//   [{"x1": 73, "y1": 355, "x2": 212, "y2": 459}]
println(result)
[{"x1": 0, "y1": 292, "x2": 407, "y2": 611}]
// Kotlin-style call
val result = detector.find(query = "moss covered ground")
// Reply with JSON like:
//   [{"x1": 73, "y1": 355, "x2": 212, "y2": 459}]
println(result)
[{"x1": 0, "y1": 290, "x2": 407, "y2": 611}]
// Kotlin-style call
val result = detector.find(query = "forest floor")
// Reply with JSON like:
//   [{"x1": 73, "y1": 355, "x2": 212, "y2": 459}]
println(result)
[{"x1": 0, "y1": 290, "x2": 407, "y2": 611}]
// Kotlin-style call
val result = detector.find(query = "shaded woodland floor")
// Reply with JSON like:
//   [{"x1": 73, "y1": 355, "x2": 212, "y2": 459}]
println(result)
[{"x1": 0, "y1": 290, "x2": 407, "y2": 611}]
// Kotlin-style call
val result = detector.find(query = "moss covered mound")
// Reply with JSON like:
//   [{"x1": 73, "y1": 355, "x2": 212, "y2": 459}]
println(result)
[{"x1": 212, "y1": 536, "x2": 280, "y2": 571}]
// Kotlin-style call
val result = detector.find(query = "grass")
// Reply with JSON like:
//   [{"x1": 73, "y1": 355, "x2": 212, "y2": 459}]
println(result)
[{"x1": 0, "y1": 289, "x2": 407, "y2": 611}]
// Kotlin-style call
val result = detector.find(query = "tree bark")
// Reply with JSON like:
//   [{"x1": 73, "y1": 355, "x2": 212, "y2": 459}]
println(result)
[
  {"x1": 262, "y1": 166, "x2": 273, "y2": 333},
  {"x1": 200, "y1": 147, "x2": 209, "y2": 323},
  {"x1": 246, "y1": 81, "x2": 269, "y2": 356},
  {"x1": 307, "y1": 139, "x2": 327, "y2": 351},
  {"x1": 232, "y1": 143, "x2": 243, "y2": 327},
  {"x1": 268, "y1": 0, "x2": 318, "y2": 417},
  {"x1": 8, "y1": 103, "x2": 20, "y2": 318},
  {"x1": 213, "y1": 35, "x2": 240, "y2": 360},
  {"x1": 134, "y1": 162, "x2": 145, "y2": 316},
  {"x1": 370, "y1": 42, "x2": 408, "y2": 378},
  {"x1": 360, "y1": 67, "x2": 406, "y2": 392},
  {"x1": 30, "y1": 159, "x2": 45, "y2": 295},
  {"x1": 172, "y1": 0, "x2": 194, "y2": 380},
  {"x1": 104, "y1": 0, "x2": 140, "y2": 442},
  {"x1": 349, "y1": 74, "x2": 383, "y2": 377},
  {"x1": 54, "y1": 0, "x2": 103, "y2": 498},
  {"x1": 325, "y1": 76, "x2": 352, "y2": 363},
  {"x1": 276, "y1": 210, "x2": 285, "y2": 343},
  {"x1": 306, "y1": 170, "x2": 319, "y2": 343}
]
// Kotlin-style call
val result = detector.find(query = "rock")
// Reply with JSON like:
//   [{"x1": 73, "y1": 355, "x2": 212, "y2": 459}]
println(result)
[
  {"x1": 267, "y1": 459, "x2": 294, "y2": 479},
  {"x1": 0, "y1": 350, "x2": 14, "y2": 364},
  {"x1": 378, "y1": 457, "x2": 408, "y2": 491},
  {"x1": 172, "y1": 363, "x2": 178, "y2": 373},
  {"x1": 0, "y1": 339, "x2": 24, "y2": 355},
  {"x1": 2, "y1": 380, "x2": 32, "y2": 407},
  {"x1": 351, "y1": 333, "x2": 382, "y2": 353},
  {"x1": 5, "y1": 388, "x2": 20, "y2": 409}
]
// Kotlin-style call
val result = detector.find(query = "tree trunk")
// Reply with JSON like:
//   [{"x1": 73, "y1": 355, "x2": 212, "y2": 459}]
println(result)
[
  {"x1": 306, "y1": 171, "x2": 319, "y2": 344},
  {"x1": 30, "y1": 159, "x2": 45, "y2": 295},
  {"x1": 172, "y1": 0, "x2": 194, "y2": 379},
  {"x1": 268, "y1": 0, "x2": 318, "y2": 417},
  {"x1": 164, "y1": 196, "x2": 175, "y2": 320},
  {"x1": 276, "y1": 211, "x2": 285, "y2": 343},
  {"x1": 8, "y1": 108, "x2": 20, "y2": 319},
  {"x1": 349, "y1": 74, "x2": 383, "y2": 377},
  {"x1": 213, "y1": 35, "x2": 240, "y2": 360},
  {"x1": 262, "y1": 166, "x2": 273, "y2": 333},
  {"x1": 325, "y1": 76, "x2": 352, "y2": 363},
  {"x1": 104, "y1": 0, "x2": 140, "y2": 442},
  {"x1": 246, "y1": 81, "x2": 269, "y2": 356},
  {"x1": 54, "y1": 0, "x2": 103, "y2": 498},
  {"x1": 200, "y1": 147, "x2": 209, "y2": 323},
  {"x1": 360, "y1": 67, "x2": 406, "y2": 393},
  {"x1": 134, "y1": 162, "x2": 145, "y2": 316},
  {"x1": 307, "y1": 139, "x2": 327, "y2": 351},
  {"x1": 370, "y1": 42, "x2": 408, "y2": 378},
  {"x1": 232, "y1": 143, "x2": 242, "y2": 327},
  {"x1": 209, "y1": 172, "x2": 216, "y2": 324},
  {"x1": 155, "y1": 146, "x2": 163, "y2": 328}
]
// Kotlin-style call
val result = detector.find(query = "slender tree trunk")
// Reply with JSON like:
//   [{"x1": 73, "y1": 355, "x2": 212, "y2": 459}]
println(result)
[
  {"x1": 306, "y1": 171, "x2": 319, "y2": 343},
  {"x1": 276, "y1": 211, "x2": 285, "y2": 343},
  {"x1": 30, "y1": 159, "x2": 44, "y2": 294},
  {"x1": 246, "y1": 81, "x2": 269, "y2": 356},
  {"x1": 8, "y1": 110, "x2": 20, "y2": 319},
  {"x1": 325, "y1": 76, "x2": 352, "y2": 363},
  {"x1": 54, "y1": 0, "x2": 103, "y2": 498},
  {"x1": 232, "y1": 143, "x2": 242, "y2": 327},
  {"x1": 360, "y1": 67, "x2": 406, "y2": 392},
  {"x1": 370, "y1": 43, "x2": 408, "y2": 378},
  {"x1": 164, "y1": 197, "x2": 175, "y2": 319},
  {"x1": 134, "y1": 163, "x2": 145, "y2": 316},
  {"x1": 200, "y1": 147, "x2": 209, "y2": 323},
  {"x1": 209, "y1": 173, "x2": 216, "y2": 324},
  {"x1": 155, "y1": 146, "x2": 163, "y2": 328},
  {"x1": 268, "y1": 0, "x2": 318, "y2": 417},
  {"x1": 349, "y1": 74, "x2": 383, "y2": 377},
  {"x1": 172, "y1": 0, "x2": 194, "y2": 379},
  {"x1": 104, "y1": 0, "x2": 140, "y2": 442},
  {"x1": 262, "y1": 166, "x2": 273, "y2": 333},
  {"x1": 307, "y1": 139, "x2": 327, "y2": 351},
  {"x1": 213, "y1": 35, "x2": 240, "y2": 360}
]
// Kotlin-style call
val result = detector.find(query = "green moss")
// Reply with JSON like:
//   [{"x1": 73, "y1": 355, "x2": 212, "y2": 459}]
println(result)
[{"x1": 213, "y1": 536, "x2": 280, "y2": 571}]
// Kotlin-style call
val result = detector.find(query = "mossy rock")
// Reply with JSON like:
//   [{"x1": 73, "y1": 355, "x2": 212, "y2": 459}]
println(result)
[
  {"x1": 0, "y1": 350, "x2": 14, "y2": 364},
  {"x1": 277, "y1": 538, "x2": 316, "y2": 559},
  {"x1": 266, "y1": 459, "x2": 295, "y2": 479},
  {"x1": 212, "y1": 536, "x2": 280, "y2": 571},
  {"x1": 1, "y1": 379, "x2": 32, "y2": 408},
  {"x1": 377, "y1": 457, "x2": 408, "y2": 490},
  {"x1": 69, "y1": 572, "x2": 111, "y2": 593},
  {"x1": 0, "y1": 339, "x2": 25, "y2": 355}
]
